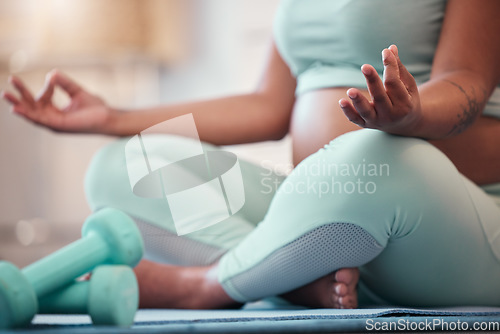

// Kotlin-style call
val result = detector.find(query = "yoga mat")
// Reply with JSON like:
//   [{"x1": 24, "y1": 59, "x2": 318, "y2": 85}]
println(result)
[{"x1": 7, "y1": 300, "x2": 499, "y2": 333}]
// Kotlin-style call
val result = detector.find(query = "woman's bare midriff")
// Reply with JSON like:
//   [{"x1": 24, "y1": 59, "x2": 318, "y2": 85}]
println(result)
[{"x1": 291, "y1": 88, "x2": 500, "y2": 185}]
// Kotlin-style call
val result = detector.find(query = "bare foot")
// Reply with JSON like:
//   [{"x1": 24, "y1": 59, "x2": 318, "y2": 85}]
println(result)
[
  {"x1": 281, "y1": 268, "x2": 360, "y2": 309},
  {"x1": 133, "y1": 260, "x2": 240, "y2": 309}
]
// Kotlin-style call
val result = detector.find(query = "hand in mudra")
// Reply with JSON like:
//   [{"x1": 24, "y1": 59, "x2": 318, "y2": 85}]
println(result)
[
  {"x1": 339, "y1": 45, "x2": 422, "y2": 135},
  {"x1": 2, "y1": 70, "x2": 112, "y2": 134}
]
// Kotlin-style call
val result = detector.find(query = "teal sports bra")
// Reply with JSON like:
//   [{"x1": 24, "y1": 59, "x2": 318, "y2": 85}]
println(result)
[{"x1": 273, "y1": 0, "x2": 500, "y2": 118}]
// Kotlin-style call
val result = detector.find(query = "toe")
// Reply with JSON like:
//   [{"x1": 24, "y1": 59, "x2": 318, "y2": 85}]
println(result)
[
  {"x1": 331, "y1": 293, "x2": 340, "y2": 307},
  {"x1": 335, "y1": 268, "x2": 360, "y2": 285},
  {"x1": 334, "y1": 268, "x2": 360, "y2": 309},
  {"x1": 334, "y1": 282, "x2": 348, "y2": 297},
  {"x1": 338, "y1": 294, "x2": 358, "y2": 309}
]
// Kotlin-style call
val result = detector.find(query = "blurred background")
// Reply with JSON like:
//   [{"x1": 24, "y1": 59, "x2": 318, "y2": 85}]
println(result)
[{"x1": 0, "y1": 0, "x2": 291, "y2": 267}]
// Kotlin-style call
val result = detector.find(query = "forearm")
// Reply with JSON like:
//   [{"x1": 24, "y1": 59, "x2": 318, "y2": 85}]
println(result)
[
  {"x1": 431, "y1": 116, "x2": 500, "y2": 185},
  {"x1": 413, "y1": 70, "x2": 491, "y2": 139},
  {"x1": 106, "y1": 93, "x2": 291, "y2": 145}
]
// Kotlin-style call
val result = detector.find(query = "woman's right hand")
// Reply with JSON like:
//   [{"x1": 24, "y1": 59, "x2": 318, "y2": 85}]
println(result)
[{"x1": 2, "y1": 70, "x2": 115, "y2": 134}]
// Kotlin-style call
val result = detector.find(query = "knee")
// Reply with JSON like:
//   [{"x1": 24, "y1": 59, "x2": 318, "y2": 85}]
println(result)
[
  {"x1": 290, "y1": 129, "x2": 457, "y2": 200},
  {"x1": 85, "y1": 134, "x2": 218, "y2": 211},
  {"x1": 85, "y1": 138, "x2": 130, "y2": 211},
  {"x1": 323, "y1": 129, "x2": 420, "y2": 163},
  {"x1": 320, "y1": 129, "x2": 454, "y2": 182}
]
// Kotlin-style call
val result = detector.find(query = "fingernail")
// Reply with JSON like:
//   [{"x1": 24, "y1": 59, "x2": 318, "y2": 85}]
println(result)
[
  {"x1": 361, "y1": 65, "x2": 370, "y2": 76},
  {"x1": 335, "y1": 285, "x2": 342, "y2": 294},
  {"x1": 47, "y1": 68, "x2": 58, "y2": 79},
  {"x1": 382, "y1": 49, "x2": 389, "y2": 61},
  {"x1": 347, "y1": 89, "x2": 357, "y2": 99}
]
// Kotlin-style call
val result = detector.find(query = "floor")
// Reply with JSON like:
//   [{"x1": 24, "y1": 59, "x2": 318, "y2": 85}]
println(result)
[{"x1": 6, "y1": 305, "x2": 500, "y2": 333}]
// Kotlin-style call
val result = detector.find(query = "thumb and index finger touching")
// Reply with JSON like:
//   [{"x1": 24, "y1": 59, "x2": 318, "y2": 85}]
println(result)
[{"x1": 38, "y1": 70, "x2": 83, "y2": 103}]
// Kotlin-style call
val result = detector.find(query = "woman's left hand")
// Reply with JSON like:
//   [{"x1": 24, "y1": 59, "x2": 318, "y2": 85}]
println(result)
[{"x1": 339, "y1": 45, "x2": 422, "y2": 135}]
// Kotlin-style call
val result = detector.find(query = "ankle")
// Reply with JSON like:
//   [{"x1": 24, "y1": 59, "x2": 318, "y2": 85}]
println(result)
[{"x1": 196, "y1": 265, "x2": 240, "y2": 309}]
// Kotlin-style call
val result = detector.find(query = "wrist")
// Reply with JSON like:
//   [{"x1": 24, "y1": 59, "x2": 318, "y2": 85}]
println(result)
[
  {"x1": 384, "y1": 105, "x2": 426, "y2": 138},
  {"x1": 103, "y1": 107, "x2": 126, "y2": 136},
  {"x1": 406, "y1": 106, "x2": 427, "y2": 138}
]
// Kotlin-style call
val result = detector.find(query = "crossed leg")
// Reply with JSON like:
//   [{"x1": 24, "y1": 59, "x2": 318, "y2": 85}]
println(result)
[
  {"x1": 87, "y1": 130, "x2": 500, "y2": 309},
  {"x1": 86, "y1": 134, "x2": 361, "y2": 309}
]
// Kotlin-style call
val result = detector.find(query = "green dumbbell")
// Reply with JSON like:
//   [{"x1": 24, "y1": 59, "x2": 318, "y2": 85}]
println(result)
[
  {"x1": 39, "y1": 265, "x2": 139, "y2": 327},
  {"x1": 0, "y1": 208, "x2": 144, "y2": 329}
]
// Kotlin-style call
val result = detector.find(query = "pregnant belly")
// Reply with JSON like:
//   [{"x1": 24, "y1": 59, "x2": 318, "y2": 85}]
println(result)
[
  {"x1": 290, "y1": 88, "x2": 367, "y2": 165},
  {"x1": 290, "y1": 88, "x2": 500, "y2": 184}
]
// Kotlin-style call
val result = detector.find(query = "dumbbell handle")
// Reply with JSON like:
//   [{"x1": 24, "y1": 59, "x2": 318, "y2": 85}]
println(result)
[
  {"x1": 23, "y1": 231, "x2": 109, "y2": 298},
  {"x1": 38, "y1": 280, "x2": 90, "y2": 314}
]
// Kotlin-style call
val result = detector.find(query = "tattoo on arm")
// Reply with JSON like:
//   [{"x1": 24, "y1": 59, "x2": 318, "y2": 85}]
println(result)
[{"x1": 444, "y1": 79, "x2": 486, "y2": 136}]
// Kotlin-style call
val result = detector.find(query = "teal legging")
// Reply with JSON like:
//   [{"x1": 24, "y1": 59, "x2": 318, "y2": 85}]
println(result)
[{"x1": 85, "y1": 129, "x2": 500, "y2": 307}]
